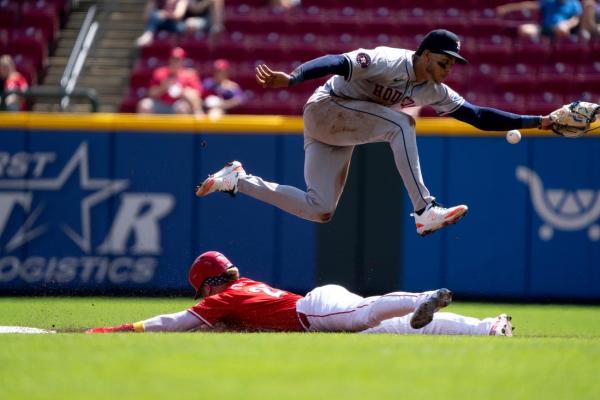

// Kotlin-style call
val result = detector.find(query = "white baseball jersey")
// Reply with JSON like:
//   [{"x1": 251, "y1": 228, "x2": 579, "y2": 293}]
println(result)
[{"x1": 310, "y1": 47, "x2": 465, "y2": 115}]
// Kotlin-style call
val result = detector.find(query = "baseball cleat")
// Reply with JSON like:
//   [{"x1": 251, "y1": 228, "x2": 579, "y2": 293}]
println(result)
[
  {"x1": 412, "y1": 201, "x2": 468, "y2": 237},
  {"x1": 489, "y1": 314, "x2": 514, "y2": 336},
  {"x1": 410, "y1": 288, "x2": 453, "y2": 329},
  {"x1": 195, "y1": 161, "x2": 246, "y2": 197}
]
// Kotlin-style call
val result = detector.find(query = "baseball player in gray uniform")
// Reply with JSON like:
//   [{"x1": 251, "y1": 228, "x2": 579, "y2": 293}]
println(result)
[{"x1": 196, "y1": 29, "x2": 554, "y2": 236}]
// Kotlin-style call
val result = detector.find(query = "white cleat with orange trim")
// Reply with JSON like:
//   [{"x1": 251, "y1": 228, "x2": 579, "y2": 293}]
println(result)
[
  {"x1": 412, "y1": 201, "x2": 468, "y2": 237},
  {"x1": 195, "y1": 161, "x2": 246, "y2": 197}
]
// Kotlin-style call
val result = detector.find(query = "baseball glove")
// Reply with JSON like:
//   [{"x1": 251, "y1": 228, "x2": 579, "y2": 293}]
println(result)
[{"x1": 549, "y1": 101, "x2": 600, "y2": 138}]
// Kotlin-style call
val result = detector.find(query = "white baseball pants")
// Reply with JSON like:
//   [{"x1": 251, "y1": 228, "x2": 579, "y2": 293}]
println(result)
[
  {"x1": 360, "y1": 312, "x2": 496, "y2": 336},
  {"x1": 295, "y1": 284, "x2": 432, "y2": 332}
]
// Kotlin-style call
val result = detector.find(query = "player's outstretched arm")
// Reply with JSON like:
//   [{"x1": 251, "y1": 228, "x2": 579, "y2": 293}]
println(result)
[
  {"x1": 449, "y1": 101, "x2": 549, "y2": 131},
  {"x1": 256, "y1": 55, "x2": 350, "y2": 89},
  {"x1": 86, "y1": 310, "x2": 206, "y2": 333},
  {"x1": 255, "y1": 64, "x2": 292, "y2": 89}
]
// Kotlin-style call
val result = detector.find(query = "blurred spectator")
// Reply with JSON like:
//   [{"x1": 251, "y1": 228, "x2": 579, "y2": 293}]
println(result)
[
  {"x1": 137, "y1": 47, "x2": 204, "y2": 116},
  {"x1": 269, "y1": 0, "x2": 302, "y2": 9},
  {"x1": 185, "y1": 0, "x2": 225, "y2": 36},
  {"x1": 580, "y1": 0, "x2": 600, "y2": 39},
  {"x1": 497, "y1": 0, "x2": 583, "y2": 39},
  {"x1": 202, "y1": 59, "x2": 244, "y2": 118},
  {"x1": 136, "y1": 0, "x2": 189, "y2": 47},
  {"x1": 0, "y1": 55, "x2": 29, "y2": 111}
]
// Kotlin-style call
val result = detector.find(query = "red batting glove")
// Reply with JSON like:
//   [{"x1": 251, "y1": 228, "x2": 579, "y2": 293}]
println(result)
[{"x1": 85, "y1": 323, "x2": 135, "y2": 334}]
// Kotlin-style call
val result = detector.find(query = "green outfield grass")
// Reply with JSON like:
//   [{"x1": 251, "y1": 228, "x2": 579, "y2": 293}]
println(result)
[{"x1": 1, "y1": 298, "x2": 599, "y2": 400}]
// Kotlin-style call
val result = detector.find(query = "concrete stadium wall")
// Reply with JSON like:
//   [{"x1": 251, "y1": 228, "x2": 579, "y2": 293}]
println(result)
[{"x1": 0, "y1": 113, "x2": 598, "y2": 301}]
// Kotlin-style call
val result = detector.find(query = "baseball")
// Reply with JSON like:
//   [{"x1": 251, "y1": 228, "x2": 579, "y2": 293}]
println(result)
[{"x1": 506, "y1": 129, "x2": 521, "y2": 144}]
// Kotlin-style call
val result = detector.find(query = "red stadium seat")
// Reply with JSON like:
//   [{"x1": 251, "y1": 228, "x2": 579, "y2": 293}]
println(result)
[
  {"x1": 538, "y1": 63, "x2": 576, "y2": 89},
  {"x1": 487, "y1": 93, "x2": 526, "y2": 114},
  {"x1": 120, "y1": 95, "x2": 141, "y2": 113},
  {"x1": 496, "y1": 63, "x2": 538, "y2": 94},
  {"x1": 526, "y1": 92, "x2": 564, "y2": 115},
  {"x1": 0, "y1": 28, "x2": 8, "y2": 54},
  {"x1": 573, "y1": 61, "x2": 600, "y2": 94},
  {"x1": 8, "y1": 27, "x2": 48, "y2": 70},
  {"x1": 0, "y1": 0, "x2": 20, "y2": 30},
  {"x1": 21, "y1": 0, "x2": 59, "y2": 43},
  {"x1": 123, "y1": 0, "x2": 600, "y2": 115},
  {"x1": 551, "y1": 36, "x2": 591, "y2": 63},
  {"x1": 129, "y1": 70, "x2": 153, "y2": 92},
  {"x1": 179, "y1": 32, "x2": 212, "y2": 61},
  {"x1": 49, "y1": 0, "x2": 71, "y2": 25},
  {"x1": 140, "y1": 32, "x2": 179, "y2": 61},
  {"x1": 225, "y1": 0, "x2": 265, "y2": 7},
  {"x1": 466, "y1": 63, "x2": 500, "y2": 92},
  {"x1": 512, "y1": 37, "x2": 552, "y2": 65},
  {"x1": 475, "y1": 35, "x2": 512, "y2": 65}
]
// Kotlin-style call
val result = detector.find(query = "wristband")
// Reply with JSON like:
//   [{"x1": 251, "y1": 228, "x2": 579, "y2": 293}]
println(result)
[
  {"x1": 521, "y1": 115, "x2": 542, "y2": 129},
  {"x1": 133, "y1": 322, "x2": 145, "y2": 333}
]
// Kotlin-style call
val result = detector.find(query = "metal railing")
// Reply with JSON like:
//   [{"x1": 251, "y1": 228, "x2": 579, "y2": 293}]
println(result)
[
  {"x1": 0, "y1": 87, "x2": 99, "y2": 112},
  {"x1": 60, "y1": 5, "x2": 99, "y2": 110},
  {"x1": 0, "y1": 4, "x2": 102, "y2": 113}
]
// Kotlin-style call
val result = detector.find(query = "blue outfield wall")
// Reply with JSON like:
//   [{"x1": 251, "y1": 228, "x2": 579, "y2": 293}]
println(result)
[
  {"x1": 0, "y1": 125, "x2": 315, "y2": 295},
  {"x1": 401, "y1": 136, "x2": 600, "y2": 301},
  {"x1": 0, "y1": 114, "x2": 598, "y2": 300}
]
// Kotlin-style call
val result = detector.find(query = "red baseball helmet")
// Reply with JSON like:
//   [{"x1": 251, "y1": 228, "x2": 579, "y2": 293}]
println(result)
[{"x1": 188, "y1": 251, "x2": 234, "y2": 298}]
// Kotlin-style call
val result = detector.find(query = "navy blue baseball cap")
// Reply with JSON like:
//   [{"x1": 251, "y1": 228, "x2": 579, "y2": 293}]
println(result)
[{"x1": 416, "y1": 29, "x2": 468, "y2": 65}]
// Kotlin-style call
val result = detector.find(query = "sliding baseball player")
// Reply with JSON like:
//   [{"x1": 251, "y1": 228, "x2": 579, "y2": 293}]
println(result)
[{"x1": 86, "y1": 251, "x2": 513, "y2": 336}]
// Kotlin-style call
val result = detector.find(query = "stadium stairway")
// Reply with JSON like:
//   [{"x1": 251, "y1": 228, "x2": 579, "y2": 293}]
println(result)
[{"x1": 33, "y1": 0, "x2": 147, "y2": 112}]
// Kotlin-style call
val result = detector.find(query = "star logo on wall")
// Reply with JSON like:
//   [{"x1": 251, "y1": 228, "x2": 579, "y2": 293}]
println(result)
[{"x1": 0, "y1": 142, "x2": 129, "y2": 253}]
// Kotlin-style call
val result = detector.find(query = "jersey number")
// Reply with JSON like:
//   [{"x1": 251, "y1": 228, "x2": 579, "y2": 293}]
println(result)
[{"x1": 248, "y1": 284, "x2": 285, "y2": 298}]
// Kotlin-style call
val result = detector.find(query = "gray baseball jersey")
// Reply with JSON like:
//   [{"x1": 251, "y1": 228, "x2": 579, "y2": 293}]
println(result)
[
  {"x1": 238, "y1": 46, "x2": 461, "y2": 220},
  {"x1": 310, "y1": 47, "x2": 465, "y2": 115}
]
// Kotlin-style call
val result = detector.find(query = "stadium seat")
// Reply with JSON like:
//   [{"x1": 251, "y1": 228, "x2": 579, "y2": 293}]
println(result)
[
  {"x1": 538, "y1": 63, "x2": 576, "y2": 89},
  {"x1": 497, "y1": 63, "x2": 538, "y2": 94},
  {"x1": 21, "y1": 0, "x2": 59, "y2": 43},
  {"x1": 487, "y1": 93, "x2": 526, "y2": 114},
  {"x1": 123, "y1": 0, "x2": 600, "y2": 116},
  {"x1": 526, "y1": 92, "x2": 564, "y2": 115},
  {"x1": 8, "y1": 27, "x2": 48, "y2": 70},
  {"x1": 475, "y1": 35, "x2": 512, "y2": 65},
  {"x1": 512, "y1": 37, "x2": 552, "y2": 65},
  {"x1": 0, "y1": 28, "x2": 8, "y2": 55},
  {"x1": 225, "y1": 0, "x2": 265, "y2": 7},
  {"x1": 551, "y1": 36, "x2": 590, "y2": 63},
  {"x1": 466, "y1": 63, "x2": 500, "y2": 92},
  {"x1": 120, "y1": 94, "x2": 142, "y2": 113},
  {"x1": 573, "y1": 62, "x2": 600, "y2": 94},
  {"x1": 140, "y1": 31, "x2": 178, "y2": 61},
  {"x1": 0, "y1": 0, "x2": 20, "y2": 30}
]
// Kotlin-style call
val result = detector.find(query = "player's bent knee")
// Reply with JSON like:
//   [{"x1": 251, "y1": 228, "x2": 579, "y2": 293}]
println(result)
[
  {"x1": 306, "y1": 196, "x2": 336, "y2": 222},
  {"x1": 307, "y1": 209, "x2": 334, "y2": 223},
  {"x1": 317, "y1": 212, "x2": 333, "y2": 223}
]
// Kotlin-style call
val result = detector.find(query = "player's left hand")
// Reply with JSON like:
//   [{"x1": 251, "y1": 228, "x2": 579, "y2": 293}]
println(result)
[
  {"x1": 255, "y1": 64, "x2": 291, "y2": 88},
  {"x1": 85, "y1": 323, "x2": 135, "y2": 333}
]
